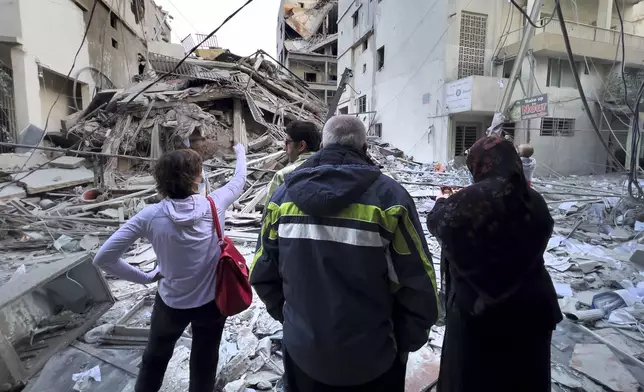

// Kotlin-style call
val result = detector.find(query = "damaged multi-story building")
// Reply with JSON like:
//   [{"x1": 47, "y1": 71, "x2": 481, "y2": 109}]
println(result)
[
  {"x1": 337, "y1": 0, "x2": 644, "y2": 175},
  {"x1": 277, "y1": 0, "x2": 339, "y2": 104},
  {"x1": 0, "y1": 0, "x2": 178, "y2": 141}
]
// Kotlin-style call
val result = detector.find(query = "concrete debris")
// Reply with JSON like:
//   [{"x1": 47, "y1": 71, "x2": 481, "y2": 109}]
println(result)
[
  {"x1": 2, "y1": 72, "x2": 644, "y2": 389},
  {"x1": 570, "y1": 344, "x2": 639, "y2": 392}
]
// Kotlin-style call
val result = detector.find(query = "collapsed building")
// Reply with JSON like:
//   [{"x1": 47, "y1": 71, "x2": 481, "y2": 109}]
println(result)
[
  {"x1": 2, "y1": 25, "x2": 644, "y2": 391},
  {"x1": 277, "y1": 0, "x2": 339, "y2": 105},
  {"x1": 0, "y1": 49, "x2": 330, "y2": 392}
]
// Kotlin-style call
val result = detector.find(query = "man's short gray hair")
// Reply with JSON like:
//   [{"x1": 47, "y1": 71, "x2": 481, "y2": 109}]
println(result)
[{"x1": 322, "y1": 115, "x2": 367, "y2": 150}]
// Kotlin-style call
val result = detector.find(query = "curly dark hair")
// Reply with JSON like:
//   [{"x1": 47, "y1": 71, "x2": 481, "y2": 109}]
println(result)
[{"x1": 154, "y1": 149, "x2": 203, "y2": 199}]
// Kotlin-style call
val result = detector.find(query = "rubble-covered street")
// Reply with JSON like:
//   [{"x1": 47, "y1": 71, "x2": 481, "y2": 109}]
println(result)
[
  {"x1": 1, "y1": 34, "x2": 644, "y2": 392},
  {"x1": 4, "y1": 121, "x2": 644, "y2": 391}
]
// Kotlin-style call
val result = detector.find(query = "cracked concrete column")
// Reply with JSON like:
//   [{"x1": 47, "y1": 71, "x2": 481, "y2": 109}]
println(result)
[
  {"x1": 597, "y1": 0, "x2": 614, "y2": 42},
  {"x1": 10, "y1": 47, "x2": 41, "y2": 133}
]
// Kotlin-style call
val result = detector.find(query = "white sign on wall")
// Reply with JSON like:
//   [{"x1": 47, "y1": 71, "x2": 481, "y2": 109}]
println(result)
[{"x1": 445, "y1": 77, "x2": 473, "y2": 114}]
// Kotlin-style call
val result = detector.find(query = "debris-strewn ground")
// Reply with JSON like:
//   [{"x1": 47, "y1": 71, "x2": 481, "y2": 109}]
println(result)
[{"x1": 2, "y1": 49, "x2": 644, "y2": 389}]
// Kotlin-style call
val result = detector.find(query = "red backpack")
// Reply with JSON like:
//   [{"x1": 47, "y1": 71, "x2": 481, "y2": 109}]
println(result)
[{"x1": 207, "y1": 196, "x2": 253, "y2": 316}]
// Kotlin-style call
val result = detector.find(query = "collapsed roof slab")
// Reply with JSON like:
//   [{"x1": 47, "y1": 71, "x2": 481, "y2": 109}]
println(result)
[{"x1": 284, "y1": 2, "x2": 335, "y2": 40}]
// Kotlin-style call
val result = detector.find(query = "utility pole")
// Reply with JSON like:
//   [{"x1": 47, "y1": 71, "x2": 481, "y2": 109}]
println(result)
[
  {"x1": 488, "y1": 0, "x2": 545, "y2": 136},
  {"x1": 326, "y1": 68, "x2": 354, "y2": 122}
]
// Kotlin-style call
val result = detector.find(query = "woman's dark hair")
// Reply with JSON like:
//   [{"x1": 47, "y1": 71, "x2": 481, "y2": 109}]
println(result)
[
  {"x1": 154, "y1": 149, "x2": 203, "y2": 199},
  {"x1": 286, "y1": 120, "x2": 321, "y2": 152}
]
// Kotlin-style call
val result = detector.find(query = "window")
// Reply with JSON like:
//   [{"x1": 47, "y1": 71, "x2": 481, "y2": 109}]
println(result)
[
  {"x1": 362, "y1": 63, "x2": 367, "y2": 73},
  {"x1": 339, "y1": 106, "x2": 349, "y2": 114},
  {"x1": 502, "y1": 60, "x2": 514, "y2": 79},
  {"x1": 546, "y1": 58, "x2": 579, "y2": 89},
  {"x1": 502, "y1": 122, "x2": 516, "y2": 139},
  {"x1": 377, "y1": 46, "x2": 385, "y2": 70},
  {"x1": 304, "y1": 73, "x2": 317, "y2": 82},
  {"x1": 358, "y1": 95, "x2": 367, "y2": 113},
  {"x1": 458, "y1": 13, "x2": 487, "y2": 79},
  {"x1": 352, "y1": 11, "x2": 359, "y2": 27},
  {"x1": 329, "y1": 74, "x2": 338, "y2": 82},
  {"x1": 454, "y1": 124, "x2": 479, "y2": 156},
  {"x1": 326, "y1": 90, "x2": 335, "y2": 102},
  {"x1": 111, "y1": 38, "x2": 119, "y2": 49},
  {"x1": 362, "y1": 39, "x2": 368, "y2": 51},
  {"x1": 110, "y1": 13, "x2": 118, "y2": 29},
  {"x1": 540, "y1": 117, "x2": 575, "y2": 137},
  {"x1": 372, "y1": 123, "x2": 382, "y2": 137}
]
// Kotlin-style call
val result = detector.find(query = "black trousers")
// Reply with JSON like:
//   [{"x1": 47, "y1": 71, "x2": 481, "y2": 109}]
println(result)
[
  {"x1": 135, "y1": 293, "x2": 227, "y2": 392},
  {"x1": 437, "y1": 304, "x2": 552, "y2": 392},
  {"x1": 284, "y1": 351, "x2": 406, "y2": 392}
]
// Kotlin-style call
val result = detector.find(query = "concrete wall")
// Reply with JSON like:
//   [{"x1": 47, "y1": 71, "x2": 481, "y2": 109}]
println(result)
[
  {"x1": 513, "y1": 56, "x2": 610, "y2": 175},
  {"x1": 81, "y1": 0, "x2": 147, "y2": 89},
  {"x1": 3, "y1": 0, "x2": 169, "y2": 133},
  {"x1": 0, "y1": 0, "x2": 22, "y2": 43}
]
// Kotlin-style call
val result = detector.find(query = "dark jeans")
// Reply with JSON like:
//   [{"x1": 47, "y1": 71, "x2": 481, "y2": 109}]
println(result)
[
  {"x1": 135, "y1": 293, "x2": 227, "y2": 392},
  {"x1": 284, "y1": 351, "x2": 406, "y2": 392}
]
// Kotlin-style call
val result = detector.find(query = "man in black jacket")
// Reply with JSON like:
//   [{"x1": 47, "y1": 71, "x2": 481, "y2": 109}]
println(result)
[{"x1": 250, "y1": 115, "x2": 439, "y2": 391}]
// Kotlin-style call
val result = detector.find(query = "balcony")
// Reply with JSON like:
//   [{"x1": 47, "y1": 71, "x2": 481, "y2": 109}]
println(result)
[{"x1": 501, "y1": 18, "x2": 644, "y2": 65}]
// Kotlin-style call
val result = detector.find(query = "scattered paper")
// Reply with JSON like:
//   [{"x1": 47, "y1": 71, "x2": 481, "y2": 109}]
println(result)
[
  {"x1": 72, "y1": 366, "x2": 101, "y2": 391},
  {"x1": 554, "y1": 282, "x2": 573, "y2": 298},
  {"x1": 635, "y1": 221, "x2": 644, "y2": 232}
]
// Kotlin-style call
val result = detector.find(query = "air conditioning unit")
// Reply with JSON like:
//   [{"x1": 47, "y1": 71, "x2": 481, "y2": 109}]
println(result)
[{"x1": 0, "y1": 253, "x2": 114, "y2": 389}]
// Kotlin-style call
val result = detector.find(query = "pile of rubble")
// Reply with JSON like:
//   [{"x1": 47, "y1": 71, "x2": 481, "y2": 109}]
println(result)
[{"x1": 0, "y1": 49, "x2": 329, "y2": 392}]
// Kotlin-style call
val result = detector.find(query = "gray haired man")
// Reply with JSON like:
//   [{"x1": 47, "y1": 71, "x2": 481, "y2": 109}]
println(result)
[{"x1": 250, "y1": 115, "x2": 439, "y2": 391}]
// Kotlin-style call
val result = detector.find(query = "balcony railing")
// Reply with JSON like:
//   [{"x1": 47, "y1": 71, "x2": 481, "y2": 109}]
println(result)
[{"x1": 502, "y1": 18, "x2": 644, "y2": 51}]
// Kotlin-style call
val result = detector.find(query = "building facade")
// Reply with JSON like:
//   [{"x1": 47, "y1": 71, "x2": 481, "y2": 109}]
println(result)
[
  {"x1": 336, "y1": 0, "x2": 644, "y2": 175},
  {"x1": 277, "y1": 0, "x2": 339, "y2": 104},
  {"x1": 0, "y1": 0, "x2": 172, "y2": 140}
]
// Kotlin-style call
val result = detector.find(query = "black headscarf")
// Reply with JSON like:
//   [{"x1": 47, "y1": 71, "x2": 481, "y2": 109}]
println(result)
[{"x1": 427, "y1": 137, "x2": 554, "y2": 309}]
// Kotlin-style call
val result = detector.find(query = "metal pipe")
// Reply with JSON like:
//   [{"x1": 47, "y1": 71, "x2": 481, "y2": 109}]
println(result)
[
  {"x1": 490, "y1": 0, "x2": 545, "y2": 135},
  {"x1": 0, "y1": 142, "x2": 276, "y2": 173}
]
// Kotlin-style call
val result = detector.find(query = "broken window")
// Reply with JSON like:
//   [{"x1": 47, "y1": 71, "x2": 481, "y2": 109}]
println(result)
[
  {"x1": 541, "y1": 118, "x2": 575, "y2": 137},
  {"x1": 358, "y1": 95, "x2": 367, "y2": 113},
  {"x1": 502, "y1": 122, "x2": 516, "y2": 139},
  {"x1": 304, "y1": 73, "x2": 317, "y2": 83},
  {"x1": 362, "y1": 39, "x2": 368, "y2": 51},
  {"x1": 353, "y1": 11, "x2": 359, "y2": 27},
  {"x1": 454, "y1": 124, "x2": 479, "y2": 156},
  {"x1": 372, "y1": 123, "x2": 382, "y2": 137},
  {"x1": 502, "y1": 60, "x2": 514, "y2": 79},
  {"x1": 377, "y1": 46, "x2": 385, "y2": 71},
  {"x1": 111, "y1": 38, "x2": 119, "y2": 49},
  {"x1": 546, "y1": 58, "x2": 579, "y2": 89},
  {"x1": 339, "y1": 106, "x2": 349, "y2": 114},
  {"x1": 458, "y1": 12, "x2": 487, "y2": 79},
  {"x1": 130, "y1": 0, "x2": 145, "y2": 24},
  {"x1": 362, "y1": 64, "x2": 367, "y2": 74},
  {"x1": 110, "y1": 13, "x2": 118, "y2": 29}
]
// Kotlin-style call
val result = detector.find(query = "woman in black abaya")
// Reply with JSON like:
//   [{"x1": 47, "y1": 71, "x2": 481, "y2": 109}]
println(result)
[{"x1": 426, "y1": 136, "x2": 562, "y2": 392}]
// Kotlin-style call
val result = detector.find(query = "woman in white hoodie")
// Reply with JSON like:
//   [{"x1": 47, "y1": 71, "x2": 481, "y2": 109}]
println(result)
[{"x1": 93, "y1": 144, "x2": 247, "y2": 392}]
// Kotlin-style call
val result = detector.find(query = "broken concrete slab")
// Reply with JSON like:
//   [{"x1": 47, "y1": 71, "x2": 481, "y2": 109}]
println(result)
[
  {"x1": 49, "y1": 156, "x2": 86, "y2": 169},
  {"x1": 0, "y1": 183, "x2": 27, "y2": 200},
  {"x1": 12, "y1": 167, "x2": 94, "y2": 194},
  {"x1": 405, "y1": 346, "x2": 440, "y2": 392},
  {"x1": 0, "y1": 152, "x2": 49, "y2": 173},
  {"x1": 569, "y1": 344, "x2": 638, "y2": 392}
]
